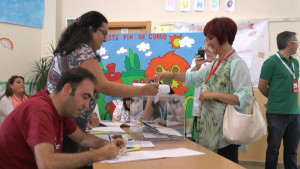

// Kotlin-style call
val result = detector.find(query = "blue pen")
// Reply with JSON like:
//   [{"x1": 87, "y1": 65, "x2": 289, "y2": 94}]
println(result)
[{"x1": 126, "y1": 147, "x2": 135, "y2": 149}]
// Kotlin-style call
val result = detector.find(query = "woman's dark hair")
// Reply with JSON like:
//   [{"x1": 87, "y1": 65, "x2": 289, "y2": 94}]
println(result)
[
  {"x1": 54, "y1": 11, "x2": 108, "y2": 56},
  {"x1": 204, "y1": 17, "x2": 237, "y2": 46},
  {"x1": 54, "y1": 67, "x2": 97, "y2": 95},
  {"x1": 123, "y1": 97, "x2": 131, "y2": 111},
  {"x1": 0, "y1": 75, "x2": 28, "y2": 100}
]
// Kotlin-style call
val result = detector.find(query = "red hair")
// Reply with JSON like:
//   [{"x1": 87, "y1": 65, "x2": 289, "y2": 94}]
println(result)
[{"x1": 204, "y1": 17, "x2": 237, "y2": 45}]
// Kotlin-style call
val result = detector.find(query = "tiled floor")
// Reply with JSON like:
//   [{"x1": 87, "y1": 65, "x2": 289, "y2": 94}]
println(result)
[{"x1": 239, "y1": 161, "x2": 289, "y2": 169}]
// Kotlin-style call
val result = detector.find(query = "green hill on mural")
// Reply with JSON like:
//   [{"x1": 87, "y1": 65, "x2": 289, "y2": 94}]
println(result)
[{"x1": 122, "y1": 48, "x2": 145, "y2": 76}]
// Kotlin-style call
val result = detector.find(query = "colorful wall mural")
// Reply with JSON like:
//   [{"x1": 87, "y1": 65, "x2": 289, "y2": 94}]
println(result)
[{"x1": 97, "y1": 32, "x2": 206, "y2": 120}]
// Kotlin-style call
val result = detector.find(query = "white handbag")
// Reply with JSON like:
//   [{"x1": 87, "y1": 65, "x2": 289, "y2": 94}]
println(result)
[{"x1": 223, "y1": 98, "x2": 267, "y2": 145}]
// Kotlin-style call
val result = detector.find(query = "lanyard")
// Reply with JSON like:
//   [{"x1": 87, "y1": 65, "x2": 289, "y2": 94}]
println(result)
[
  {"x1": 12, "y1": 94, "x2": 23, "y2": 104},
  {"x1": 276, "y1": 52, "x2": 295, "y2": 79},
  {"x1": 205, "y1": 50, "x2": 235, "y2": 84},
  {"x1": 159, "y1": 101, "x2": 168, "y2": 120}
]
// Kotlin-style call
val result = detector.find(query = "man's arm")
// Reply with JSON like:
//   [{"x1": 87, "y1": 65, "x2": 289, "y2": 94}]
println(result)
[
  {"x1": 34, "y1": 128, "x2": 126, "y2": 169},
  {"x1": 67, "y1": 127, "x2": 108, "y2": 148},
  {"x1": 34, "y1": 141, "x2": 119, "y2": 169},
  {"x1": 258, "y1": 78, "x2": 269, "y2": 97}
]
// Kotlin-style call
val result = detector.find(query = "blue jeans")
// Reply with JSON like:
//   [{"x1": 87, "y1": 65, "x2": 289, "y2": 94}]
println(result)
[{"x1": 265, "y1": 114, "x2": 300, "y2": 169}]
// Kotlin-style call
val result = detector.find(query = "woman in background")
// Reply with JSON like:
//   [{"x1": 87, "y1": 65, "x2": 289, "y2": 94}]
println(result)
[
  {"x1": 47, "y1": 11, "x2": 158, "y2": 154},
  {"x1": 155, "y1": 17, "x2": 253, "y2": 163},
  {"x1": 112, "y1": 97, "x2": 131, "y2": 122},
  {"x1": 0, "y1": 75, "x2": 29, "y2": 125}
]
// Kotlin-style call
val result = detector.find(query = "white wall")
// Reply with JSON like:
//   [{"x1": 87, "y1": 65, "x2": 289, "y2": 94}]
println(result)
[
  {"x1": 57, "y1": 0, "x2": 300, "y2": 55},
  {"x1": 0, "y1": 23, "x2": 41, "y2": 80},
  {"x1": 0, "y1": 0, "x2": 299, "y2": 80}
]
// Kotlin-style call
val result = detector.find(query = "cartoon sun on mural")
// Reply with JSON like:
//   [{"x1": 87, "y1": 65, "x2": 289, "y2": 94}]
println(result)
[
  {"x1": 169, "y1": 34, "x2": 182, "y2": 49},
  {"x1": 0, "y1": 37, "x2": 14, "y2": 50},
  {"x1": 145, "y1": 50, "x2": 190, "y2": 95}
]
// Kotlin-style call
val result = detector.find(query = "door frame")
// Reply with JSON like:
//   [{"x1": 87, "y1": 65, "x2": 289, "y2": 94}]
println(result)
[{"x1": 108, "y1": 21, "x2": 151, "y2": 33}]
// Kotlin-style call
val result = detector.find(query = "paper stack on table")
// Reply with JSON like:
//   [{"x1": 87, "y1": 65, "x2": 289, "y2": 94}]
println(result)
[{"x1": 101, "y1": 148, "x2": 205, "y2": 164}]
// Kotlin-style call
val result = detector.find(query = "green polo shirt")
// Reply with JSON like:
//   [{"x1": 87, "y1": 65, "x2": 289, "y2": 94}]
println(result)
[{"x1": 260, "y1": 52, "x2": 300, "y2": 114}]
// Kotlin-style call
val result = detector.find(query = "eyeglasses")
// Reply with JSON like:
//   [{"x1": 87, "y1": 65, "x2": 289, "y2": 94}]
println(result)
[
  {"x1": 97, "y1": 29, "x2": 108, "y2": 37},
  {"x1": 291, "y1": 41, "x2": 300, "y2": 45}
]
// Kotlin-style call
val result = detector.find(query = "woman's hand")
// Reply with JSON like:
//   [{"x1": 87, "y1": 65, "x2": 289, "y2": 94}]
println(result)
[
  {"x1": 154, "y1": 72, "x2": 173, "y2": 82},
  {"x1": 88, "y1": 112, "x2": 100, "y2": 128},
  {"x1": 204, "y1": 46, "x2": 217, "y2": 62},
  {"x1": 142, "y1": 83, "x2": 159, "y2": 96},
  {"x1": 155, "y1": 118, "x2": 167, "y2": 127},
  {"x1": 193, "y1": 55, "x2": 206, "y2": 70},
  {"x1": 199, "y1": 91, "x2": 215, "y2": 104}
]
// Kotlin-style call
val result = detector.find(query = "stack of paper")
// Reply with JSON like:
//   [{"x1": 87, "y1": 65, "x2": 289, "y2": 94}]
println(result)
[
  {"x1": 91, "y1": 127, "x2": 125, "y2": 133},
  {"x1": 142, "y1": 121, "x2": 183, "y2": 140},
  {"x1": 101, "y1": 148, "x2": 205, "y2": 164}
]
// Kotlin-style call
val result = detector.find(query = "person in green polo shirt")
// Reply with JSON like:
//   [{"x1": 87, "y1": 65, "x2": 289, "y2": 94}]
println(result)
[{"x1": 258, "y1": 31, "x2": 300, "y2": 169}]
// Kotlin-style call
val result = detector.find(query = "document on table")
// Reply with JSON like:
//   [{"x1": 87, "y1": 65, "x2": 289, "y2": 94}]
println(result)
[
  {"x1": 143, "y1": 132, "x2": 169, "y2": 139},
  {"x1": 143, "y1": 121, "x2": 183, "y2": 137},
  {"x1": 91, "y1": 127, "x2": 125, "y2": 133},
  {"x1": 101, "y1": 148, "x2": 205, "y2": 164},
  {"x1": 95, "y1": 134, "x2": 155, "y2": 148},
  {"x1": 126, "y1": 141, "x2": 155, "y2": 148},
  {"x1": 100, "y1": 121, "x2": 132, "y2": 127}
]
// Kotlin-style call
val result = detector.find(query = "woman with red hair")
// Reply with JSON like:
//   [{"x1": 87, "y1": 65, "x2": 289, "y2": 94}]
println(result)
[{"x1": 155, "y1": 17, "x2": 253, "y2": 163}]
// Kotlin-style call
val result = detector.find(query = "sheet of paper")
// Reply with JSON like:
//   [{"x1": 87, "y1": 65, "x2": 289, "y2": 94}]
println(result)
[
  {"x1": 143, "y1": 132, "x2": 169, "y2": 139},
  {"x1": 96, "y1": 134, "x2": 134, "y2": 141},
  {"x1": 126, "y1": 141, "x2": 155, "y2": 148},
  {"x1": 100, "y1": 121, "x2": 132, "y2": 127},
  {"x1": 91, "y1": 127, "x2": 125, "y2": 133},
  {"x1": 156, "y1": 127, "x2": 182, "y2": 137},
  {"x1": 101, "y1": 148, "x2": 205, "y2": 164}
]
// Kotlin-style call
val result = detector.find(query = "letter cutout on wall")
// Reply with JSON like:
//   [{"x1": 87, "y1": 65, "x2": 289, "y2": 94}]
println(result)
[
  {"x1": 180, "y1": 0, "x2": 191, "y2": 11},
  {"x1": 195, "y1": 0, "x2": 205, "y2": 11}
]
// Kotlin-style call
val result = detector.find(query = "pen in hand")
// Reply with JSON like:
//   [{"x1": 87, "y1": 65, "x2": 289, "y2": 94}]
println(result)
[
  {"x1": 126, "y1": 147, "x2": 140, "y2": 152},
  {"x1": 118, "y1": 147, "x2": 141, "y2": 155}
]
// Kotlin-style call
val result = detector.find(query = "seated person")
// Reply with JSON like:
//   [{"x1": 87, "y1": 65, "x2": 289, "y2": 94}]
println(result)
[
  {"x1": 0, "y1": 75, "x2": 29, "y2": 126},
  {"x1": 112, "y1": 97, "x2": 131, "y2": 122},
  {"x1": 0, "y1": 68, "x2": 126, "y2": 169},
  {"x1": 143, "y1": 87, "x2": 185, "y2": 127},
  {"x1": 130, "y1": 96, "x2": 145, "y2": 122}
]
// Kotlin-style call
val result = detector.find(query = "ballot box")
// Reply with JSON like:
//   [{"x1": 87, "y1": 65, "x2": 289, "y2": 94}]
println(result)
[{"x1": 130, "y1": 94, "x2": 186, "y2": 141}]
